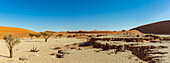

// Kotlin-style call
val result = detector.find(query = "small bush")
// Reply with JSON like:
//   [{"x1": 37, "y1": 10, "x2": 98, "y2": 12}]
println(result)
[
  {"x1": 159, "y1": 37, "x2": 166, "y2": 41},
  {"x1": 19, "y1": 57, "x2": 28, "y2": 61},
  {"x1": 144, "y1": 34, "x2": 160, "y2": 39},
  {"x1": 56, "y1": 35, "x2": 58, "y2": 38},
  {"x1": 35, "y1": 34, "x2": 41, "y2": 39},
  {"x1": 136, "y1": 35, "x2": 140, "y2": 37},
  {"x1": 30, "y1": 46, "x2": 39, "y2": 52},
  {"x1": 29, "y1": 33, "x2": 35, "y2": 40},
  {"x1": 58, "y1": 34, "x2": 63, "y2": 38},
  {"x1": 75, "y1": 34, "x2": 79, "y2": 37},
  {"x1": 73, "y1": 35, "x2": 76, "y2": 37},
  {"x1": 67, "y1": 35, "x2": 73, "y2": 38}
]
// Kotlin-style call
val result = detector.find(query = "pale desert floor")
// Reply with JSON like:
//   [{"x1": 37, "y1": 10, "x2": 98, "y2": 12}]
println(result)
[{"x1": 0, "y1": 38, "x2": 146, "y2": 63}]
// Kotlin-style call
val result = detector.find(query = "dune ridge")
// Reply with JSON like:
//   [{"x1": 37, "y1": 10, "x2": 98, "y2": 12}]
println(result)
[
  {"x1": 131, "y1": 20, "x2": 170, "y2": 34},
  {"x1": 0, "y1": 26, "x2": 37, "y2": 38}
]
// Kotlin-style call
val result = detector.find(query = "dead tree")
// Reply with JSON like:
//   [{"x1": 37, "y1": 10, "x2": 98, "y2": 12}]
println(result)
[
  {"x1": 35, "y1": 34, "x2": 41, "y2": 39},
  {"x1": 3, "y1": 34, "x2": 21, "y2": 58},
  {"x1": 40, "y1": 32, "x2": 53, "y2": 42},
  {"x1": 29, "y1": 33, "x2": 35, "y2": 40}
]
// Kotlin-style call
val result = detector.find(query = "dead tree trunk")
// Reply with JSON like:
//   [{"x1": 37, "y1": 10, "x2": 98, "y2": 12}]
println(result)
[
  {"x1": 45, "y1": 39, "x2": 48, "y2": 42},
  {"x1": 9, "y1": 48, "x2": 13, "y2": 58}
]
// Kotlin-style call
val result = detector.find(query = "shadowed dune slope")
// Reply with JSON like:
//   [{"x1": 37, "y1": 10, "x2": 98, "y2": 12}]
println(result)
[
  {"x1": 131, "y1": 20, "x2": 170, "y2": 34},
  {"x1": 0, "y1": 26, "x2": 37, "y2": 38}
]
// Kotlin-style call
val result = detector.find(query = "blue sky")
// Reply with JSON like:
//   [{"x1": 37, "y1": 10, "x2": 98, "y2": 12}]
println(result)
[{"x1": 0, "y1": 0, "x2": 170, "y2": 32}]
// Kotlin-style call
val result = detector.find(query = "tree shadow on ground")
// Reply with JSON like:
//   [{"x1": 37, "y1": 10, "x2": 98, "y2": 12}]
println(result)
[{"x1": 0, "y1": 55, "x2": 9, "y2": 58}]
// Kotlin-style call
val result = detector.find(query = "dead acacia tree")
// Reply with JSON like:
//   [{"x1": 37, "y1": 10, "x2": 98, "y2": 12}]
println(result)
[
  {"x1": 35, "y1": 34, "x2": 41, "y2": 39},
  {"x1": 58, "y1": 34, "x2": 63, "y2": 38},
  {"x1": 3, "y1": 34, "x2": 21, "y2": 58},
  {"x1": 40, "y1": 32, "x2": 53, "y2": 42},
  {"x1": 29, "y1": 33, "x2": 35, "y2": 40}
]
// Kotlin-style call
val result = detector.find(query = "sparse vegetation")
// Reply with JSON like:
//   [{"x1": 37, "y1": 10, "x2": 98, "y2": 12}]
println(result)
[
  {"x1": 56, "y1": 53, "x2": 64, "y2": 58},
  {"x1": 3, "y1": 34, "x2": 21, "y2": 58},
  {"x1": 56, "y1": 35, "x2": 58, "y2": 38},
  {"x1": 127, "y1": 35, "x2": 129, "y2": 37},
  {"x1": 40, "y1": 32, "x2": 53, "y2": 42},
  {"x1": 30, "y1": 46, "x2": 39, "y2": 52},
  {"x1": 82, "y1": 34, "x2": 85, "y2": 36},
  {"x1": 136, "y1": 35, "x2": 140, "y2": 37},
  {"x1": 67, "y1": 35, "x2": 73, "y2": 38},
  {"x1": 145, "y1": 34, "x2": 160, "y2": 39},
  {"x1": 56, "y1": 50, "x2": 70, "y2": 58},
  {"x1": 159, "y1": 37, "x2": 167, "y2": 41},
  {"x1": 29, "y1": 33, "x2": 35, "y2": 40},
  {"x1": 75, "y1": 34, "x2": 79, "y2": 37},
  {"x1": 35, "y1": 34, "x2": 41, "y2": 39},
  {"x1": 89, "y1": 35, "x2": 93, "y2": 37},
  {"x1": 58, "y1": 34, "x2": 63, "y2": 38},
  {"x1": 72, "y1": 35, "x2": 76, "y2": 37},
  {"x1": 19, "y1": 57, "x2": 28, "y2": 61},
  {"x1": 145, "y1": 34, "x2": 153, "y2": 37},
  {"x1": 71, "y1": 47, "x2": 76, "y2": 49}
]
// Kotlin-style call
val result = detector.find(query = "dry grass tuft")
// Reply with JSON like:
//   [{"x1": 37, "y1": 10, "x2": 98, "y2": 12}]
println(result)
[{"x1": 30, "y1": 46, "x2": 39, "y2": 52}]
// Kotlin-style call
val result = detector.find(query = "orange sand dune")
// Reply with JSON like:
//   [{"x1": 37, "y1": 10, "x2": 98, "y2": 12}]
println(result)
[
  {"x1": 127, "y1": 30, "x2": 143, "y2": 34},
  {"x1": 0, "y1": 26, "x2": 37, "y2": 38}
]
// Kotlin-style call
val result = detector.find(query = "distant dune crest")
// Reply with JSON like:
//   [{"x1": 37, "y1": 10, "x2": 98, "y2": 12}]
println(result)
[
  {"x1": 131, "y1": 20, "x2": 170, "y2": 34},
  {"x1": 0, "y1": 26, "x2": 37, "y2": 38}
]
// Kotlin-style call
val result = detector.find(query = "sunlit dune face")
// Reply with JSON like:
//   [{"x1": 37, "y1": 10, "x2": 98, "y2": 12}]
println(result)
[{"x1": 0, "y1": 26, "x2": 37, "y2": 38}]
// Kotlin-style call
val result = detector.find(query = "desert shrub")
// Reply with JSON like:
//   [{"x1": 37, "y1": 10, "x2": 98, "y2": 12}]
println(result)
[
  {"x1": 82, "y1": 34, "x2": 85, "y2": 36},
  {"x1": 19, "y1": 57, "x2": 28, "y2": 61},
  {"x1": 72, "y1": 35, "x2": 76, "y2": 37},
  {"x1": 56, "y1": 54, "x2": 64, "y2": 58},
  {"x1": 29, "y1": 33, "x2": 35, "y2": 40},
  {"x1": 56, "y1": 35, "x2": 58, "y2": 38},
  {"x1": 153, "y1": 35, "x2": 160, "y2": 39},
  {"x1": 67, "y1": 35, "x2": 73, "y2": 38},
  {"x1": 75, "y1": 34, "x2": 79, "y2": 37},
  {"x1": 159, "y1": 37, "x2": 167, "y2": 41},
  {"x1": 71, "y1": 47, "x2": 76, "y2": 49},
  {"x1": 145, "y1": 34, "x2": 150, "y2": 37},
  {"x1": 144, "y1": 34, "x2": 160, "y2": 39},
  {"x1": 89, "y1": 34, "x2": 95, "y2": 37},
  {"x1": 136, "y1": 35, "x2": 140, "y2": 37},
  {"x1": 30, "y1": 46, "x2": 39, "y2": 52},
  {"x1": 58, "y1": 34, "x2": 63, "y2": 38},
  {"x1": 3, "y1": 34, "x2": 21, "y2": 58},
  {"x1": 40, "y1": 32, "x2": 53, "y2": 42},
  {"x1": 35, "y1": 34, "x2": 41, "y2": 39},
  {"x1": 145, "y1": 34, "x2": 154, "y2": 37},
  {"x1": 97, "y1": 34, "x2": 102, "y2": 37}
]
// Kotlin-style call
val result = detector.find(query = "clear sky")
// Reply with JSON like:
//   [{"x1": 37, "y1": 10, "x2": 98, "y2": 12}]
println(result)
[{"x1": 0, "y1": 0, "x2": 170, "y2": 32}]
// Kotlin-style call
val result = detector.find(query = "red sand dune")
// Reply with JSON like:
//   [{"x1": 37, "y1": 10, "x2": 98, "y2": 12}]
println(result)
[
  {"x1": 0, "y1": 26, "x2": 37, "y2": 38},
  {"x1": 127, "y1": 30, "x2": 143, "y2": 34},
  {"x1": 131, "y1": 20, "x2": 170, "y2": 34},
  {"x1": 66, "y1": 30, "x2": 142, "y2": 34}
]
